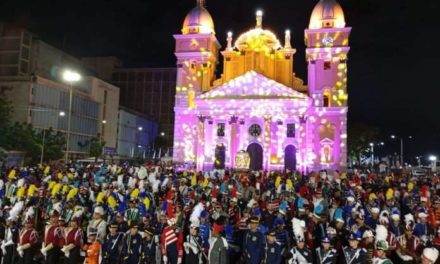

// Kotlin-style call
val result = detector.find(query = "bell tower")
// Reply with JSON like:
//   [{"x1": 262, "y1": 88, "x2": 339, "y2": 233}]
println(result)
[
  {"x1": 305, "y1": 0, "x2": 351, "y2": 169},
  {"x1": 173, "y1": 0, "x2": 220, "y2": 162}
]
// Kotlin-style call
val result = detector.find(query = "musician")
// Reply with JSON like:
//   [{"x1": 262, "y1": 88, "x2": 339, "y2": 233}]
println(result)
[
  {"x1": 141, "y1": 227, "x2": 156, "y2": 264},
  {"x1": 1, "y1": 217, "x2": 18, "y2": 264},
  {"x1": 396, "y1": 222, "x2": 421, "y2": 264},
  {"x1": 243, "y1": 217, "x2": 264, "y2": 264},
  {"x1": 121, "y1": 223, "x2": 143, "y2": 264},
  {"x1": 289, "y1": 235, "x2": 313, "y2": 264},
  {"x1": 62, "y1": 216, "x2": 83, "y2": 264},
  {"x1": 41, "y1": 210, "x2": 64, "y2": 264},
  {"x1": 342, "y1": 233, "x2": 367, "y2": 264},
  {"x1": 17, "y1": 218, "x2": 38, "y2": 264},
  {"x1": 82, "y1": 228, "x2": 101, "y2": 264},
  {"x1": 184, "y1": 223, "x2": 203, "y2": 264},
  {"x1": 102, "y1": 222, "x2": 124, "y2": 264},
  {"x1": 263, "y1": 230, "x2": 281, "y2": 264},
  {"x1": 372, "y1": 240, "x2": 392, "y2": 264},
  {"x1": 315, "y1": 237, "x2": 337, "y2": 264}
]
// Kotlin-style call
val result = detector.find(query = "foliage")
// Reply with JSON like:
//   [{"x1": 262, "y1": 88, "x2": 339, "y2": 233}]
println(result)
[
  {"x1": 89, "y1": 136, "x2": 105, "y2": 161},
  {"x1": 0, "y1": 123, "x2": 66, "y2": 163},
  {"x1": 34, "y1": 128, "x2": 66, "y2": 162},
  {"x1": 347, "y1": 122, "x2": 380, "y2": 166},
  {"x1": 0, "y1": 95, "x2": 13, "y2": 130}
]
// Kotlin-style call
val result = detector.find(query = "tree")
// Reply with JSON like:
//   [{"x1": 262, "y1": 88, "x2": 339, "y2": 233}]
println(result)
[
  {"x1": 34, "y1": 128, "x2": 66, "y2": 162},
  {"x1": 0, "y1": 93, "x2": 13, "y2": 130},
  {"x1": 0, "y1": 122, "x2": 40, "y2": 159},
  {"x1": 347, "y1": 122, "x2": 380, "y2": 166},
  {"x1": 89, "y1": 136, "x2": 105, "y2": 162}
]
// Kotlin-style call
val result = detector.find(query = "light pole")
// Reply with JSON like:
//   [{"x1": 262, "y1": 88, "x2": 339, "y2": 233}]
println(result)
[
  {"x1": 62, "y1": 70, "x2": 81, "y2": 164},
  {"x1": 391, "y1": 135, "x2": 413, "y2": 167},
  {"x1": 429, "y1": 155, "x2": 437, "y2": 173}
]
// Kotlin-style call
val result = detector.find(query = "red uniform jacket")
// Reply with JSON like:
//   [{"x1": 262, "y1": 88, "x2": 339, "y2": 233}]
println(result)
[
  {"x1": 161, "y1": 226, "x2": 183, "y2": 258},
  {"x1": 19, "y1": 228, "x2": 38, "y2": 246},
  {"x1": 45, "y1": 225, "x2": 64, "y2": 248},
  {"x1": 65, "y1": 227, "x2": 83, "y2": 247}
]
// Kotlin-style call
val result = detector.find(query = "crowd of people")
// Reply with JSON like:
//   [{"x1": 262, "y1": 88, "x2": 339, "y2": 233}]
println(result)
[{"x1": 0, "y1": 162, "x2": 440, "y2": 264}]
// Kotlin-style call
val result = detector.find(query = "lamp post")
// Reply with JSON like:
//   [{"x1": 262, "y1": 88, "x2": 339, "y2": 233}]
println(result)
[
  {"x1": 62, "y1": 70, "x2": 81, "y2": 164},
  {"x1": 391, "y1": 135, "x2": 413, "y2": 167},
  {"x1": 429, "y1": 155, "x2": 437, "y2": 173}
]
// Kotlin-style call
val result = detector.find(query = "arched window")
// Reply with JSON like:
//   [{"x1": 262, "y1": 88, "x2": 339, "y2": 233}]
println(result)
[{"x1": 323, "y1": 89, "x2": 331, "y2": 107}]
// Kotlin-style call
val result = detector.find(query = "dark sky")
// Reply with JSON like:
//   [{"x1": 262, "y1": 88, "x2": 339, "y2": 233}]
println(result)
[{"x1": 1, "y1": 0, "x2": 440, "y2": 160}]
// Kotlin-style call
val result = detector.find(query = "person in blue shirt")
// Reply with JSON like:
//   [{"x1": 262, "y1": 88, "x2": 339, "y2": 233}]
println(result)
[
  {"x1": 243, "y1": 216, "x2": 265, "y2": 264},
  {"x1": 264, "y1": 230, "x2": 281, "y2": 264},
  {"x1": 198, "y1": 211, "x2": 211, "y2": 252},
  {"x1": 121, "y1": 223, "x2": 143, "y2": 264},
  {"x1": 274, "y1": 218, "x2": 289, "y2": 260},
  {"x1": 102, "y1": 222, "x2": 124, "y2": 264}
]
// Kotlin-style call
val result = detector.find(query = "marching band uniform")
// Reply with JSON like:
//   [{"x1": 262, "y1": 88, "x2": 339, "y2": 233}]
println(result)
[
  {"x1": 184, "y1": 230, "x2": 203, "y2": 264},
  {"x1": 243, "y1": 217, "x2": 264, "y2": 264},
  {"x1": 208, "y1": 224, "x2": 229, "y2": 264},
  {"x1": 62, "y1": 222, "x2": 83, "y2": 264},
  {"x1": 263, "y1": 230, "x2": 281, "y2": 264},
  {"x1": 83, "y1": 229, "x2": 101, "y2": 264},
  {"x1": 121, "y1": 226, "x2": 143, "y2": 264},
  {"x1": 102, "y1": 223, "x2": 124, "y2": 264},
  {"x1": 142, "y1": 228, "x2": 156, "y2": 264},
  {"x1": 342, "y1": 233, "x2": 367, "y2": 264},
  {"x1": 42, "y1": 213, "x2": 64, "y2": 264},
  {"x1": 17, "y1": 221, "x2": 37, "y2": 264},
  {"x1": 315, "y1": 237, "x2": 337, "y2": 264},
  {"x1": 289, "y1": 245, "x2": 313, "y2": 264},
  {"x1": 161, "y1": 219, "x2": 183, "y2": 264},
  {"x1": 1, "y1": 220, "x2": 18, "y2": 264}
]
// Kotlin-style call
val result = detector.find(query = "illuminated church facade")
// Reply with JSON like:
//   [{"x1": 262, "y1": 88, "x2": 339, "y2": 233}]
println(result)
[{"x1": 173, "y1": 0, "x2": 351, "y2": 172}]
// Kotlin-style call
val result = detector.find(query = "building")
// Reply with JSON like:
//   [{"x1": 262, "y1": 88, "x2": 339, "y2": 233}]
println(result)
[
  {"x1": 0, "y1": 23, "x2": 120, "y2": 158},
  {"x1": 116, "y1": 107, "x2": 159, "y2": 158},
  {"x1": 110, "y1": 67, "x2": 176, "y2": 149},
  {"x1": 173, "y1": 0, "x2": 351, "y2": 171}
]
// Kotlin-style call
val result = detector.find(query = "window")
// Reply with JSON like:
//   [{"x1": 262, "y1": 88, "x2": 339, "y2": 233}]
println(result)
[
  {"x1": 217, "y1": 123, "x2": 225, "y2": 137},
  {"x1": 287, "y1": 124, "x2": 295, "y2": 138},
  {"x1": 323, "y1": 90, "x2": 331, "y2": 107},
  {"x1": 324, "y1": 61, "x2": 331, "y2": 70}
]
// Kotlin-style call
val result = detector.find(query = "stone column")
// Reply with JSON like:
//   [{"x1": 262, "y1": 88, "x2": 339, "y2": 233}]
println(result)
[
  {"x1": 196, "y1": 115, "x2": 206, "y2": 171},
  {"x1": 229, "y1": 116, "x2": 238, "y2": 168},
  {"x1": 264, "y1": 115, "x2": 272, "y2": 171}
]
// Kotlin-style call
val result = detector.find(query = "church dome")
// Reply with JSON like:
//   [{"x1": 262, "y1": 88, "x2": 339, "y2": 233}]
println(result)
[
  {"x1": 182, "y1": 0, "x2": 215, "y2": 35},
  {"x1": 234, "y1": 10, "x2": 282, "y2": 52},
  {"x1": 309, "y1": 0, "x2": 346, "y2": 30}
]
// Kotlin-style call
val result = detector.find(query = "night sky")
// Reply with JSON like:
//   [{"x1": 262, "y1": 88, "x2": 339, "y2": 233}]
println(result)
[{"x1": 1, "y1": 0, "x2": 439, "y2": 161}]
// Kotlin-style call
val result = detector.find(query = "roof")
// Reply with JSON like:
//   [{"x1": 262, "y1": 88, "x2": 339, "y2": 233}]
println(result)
[{"x1": 197, "y1": 71, "x2": 309, "y2": 100}]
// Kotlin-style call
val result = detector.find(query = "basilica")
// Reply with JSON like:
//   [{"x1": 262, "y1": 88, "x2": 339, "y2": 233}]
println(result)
[{"x1": 172, "y1": 0, "x2": 351, "y2": 172}]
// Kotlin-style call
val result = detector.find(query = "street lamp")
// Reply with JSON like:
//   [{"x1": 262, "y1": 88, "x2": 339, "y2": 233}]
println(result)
[
  {"x1": 160, "y1": 132, "x2": 165, "y2": 137},
  {"x1": 430, "y1": 155, "x2": 438, "y2": 173},
  {"x1": 62, "y1": 69, "x2": 81, "y2": 163},
  {"x1": 138, "y1": 126, "x2": 143, "y2": 131},
  {"x1": 390, "y1": 135, "x2": 413, "y2": 167}
]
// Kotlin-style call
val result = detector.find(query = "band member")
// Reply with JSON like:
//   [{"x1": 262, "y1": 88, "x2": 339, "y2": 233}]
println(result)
[
  {"x1": 421, "y1": 247, "x2": 439, "y2": 264},
  {"x1": 161, "y1": 218, "x2": 183, "y2": 264},
  {"x1": 372, "y1": 240, "x2": 392, "y2": 264},
  {"x1": 41, "y1": 210, "x2": 64, "y2": 264},
  {"x1": 17, "y1": 218, "x2": 37, "y2": 264},
  {"x1": 184, "y1": 223, "x2": 203, "y2": 264},
  {"x1": 121, "y1": 223, "x2": 143, "y2": 264},
  {"x1": 342, "y1": 233, "x2": 367, "y2": 264},
  {"x1": 208, "y1": 223, "x2": 228, "y2": 264},
  {"x1": 142, "y1": 227, "x2": 156, "y2": 264},
  {"x1": 396, "y1": 221, "x2": 421, "y2": 263},
  {"x1": 315, "y1": 237, "x2": 337, "y2": 264},
  {"x1": 88, "y1": 206, "x2": 107, "y2": 242},
  {"x1": 263, "y1": 230, "x2": 281, "y2": 264},
  {"x1": 289, "y1": 235, "x2": 313, "y2": 264},
  {"x1": 243, "y1": 217, "x2": 264, "y2": 264},
  {"x1": 62, "y1": 216, "x2": 83, "y2": 264},
  {"x1": 1, "y1": 217, "x2": 18, "y2": 264},
  {"x1": 83, "y1": 228, "x2": 101, "y2": 264},
  {"x1": 102, "y1": 222, "x2": 124, "y2": 264}
]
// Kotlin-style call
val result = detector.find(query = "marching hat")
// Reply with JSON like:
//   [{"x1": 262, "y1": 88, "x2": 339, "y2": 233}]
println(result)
[
  {"x1": 422, "y1": 248, "x2": 439, "y2": 263},
  {"x1": 362, "y1": 230, "x2": 374, "y2": 239},
  {"x1": 94, "y1": 206, "x2": 104, "y2": 215},
  {"x1": 213, "y1": 223, "x2": 223, "y2": 233},
  {"x1": 109, "y1": 222, "x2": 119, "y2": 228},
  {"x1": 267, "y1": 230, "x2": 276, "y2": 236},
  {"x1": 349, "y1": 232, "x2": 361, "y2": 241},
  {"x1": 144, "y1": 228, "x2": 155, "y2": 236},
  {"x1": 376, "y1": 240, "x2": 389, "y2": 251},
  {"x1": 250, "y1": 216, "x2": 260, "y2": 224},
  {"x1": 88, "y1": 228, "x2": 98, "y2": 236},
  {"x1": 296, "y1": 235, "x2": 305, "y2": 242},
  {"x1": 321, "y1": 236, "x2": 331, "y2": 243}
]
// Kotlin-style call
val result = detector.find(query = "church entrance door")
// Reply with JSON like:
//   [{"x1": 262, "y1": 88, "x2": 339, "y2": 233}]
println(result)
[
  {"x1": 214, "y1": 144, "x2": 226, "y2": 169},
  {"x1": 284, "y1": 145, "x2": 297, "y2": 171},
  {"x1": 247, "y1": 143, "x2": 263, "y2": 171}
]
